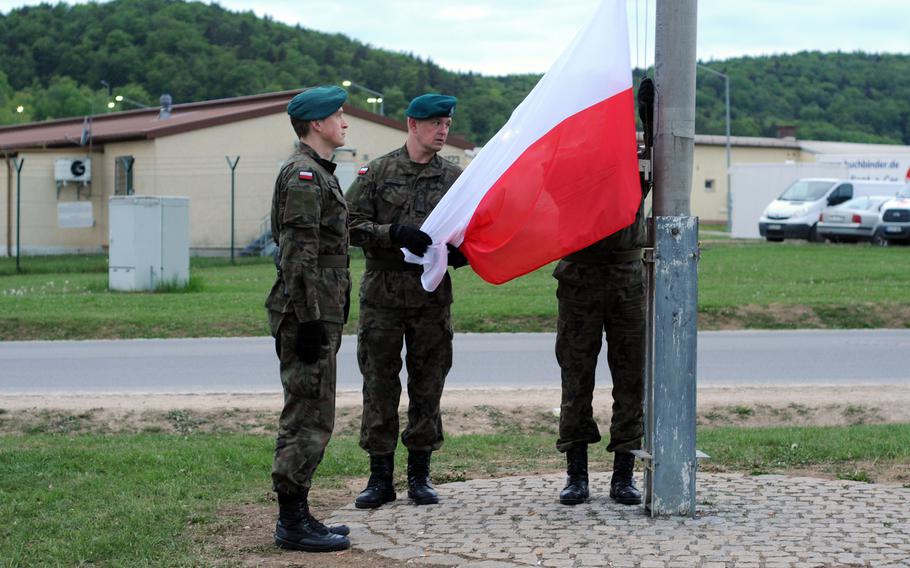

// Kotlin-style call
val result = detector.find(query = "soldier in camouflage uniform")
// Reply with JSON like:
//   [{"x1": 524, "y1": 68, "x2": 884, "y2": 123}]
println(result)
[
  {"x1": 265, "y1": 86, "x2": 352, "y2": 552},
  {"x1": 345, "y1": 94, "x2": 466, "y2": 509},
  {"x1": 554, "y1": 165, "x2": 651, "y2": 507}
]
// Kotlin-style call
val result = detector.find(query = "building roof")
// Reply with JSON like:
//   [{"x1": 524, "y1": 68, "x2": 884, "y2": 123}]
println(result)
[
  {"x1": 692, "y1": 133, "x2": 802, "y2": 150},
  {"x1": 0, "y1": 89, "x2": 475, "y2": 152},
  {"x1": 798, "y1": 139, "x2": 910, "y2": 155}
]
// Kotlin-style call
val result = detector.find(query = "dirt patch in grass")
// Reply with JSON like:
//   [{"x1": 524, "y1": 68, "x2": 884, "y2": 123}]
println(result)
[
  {"x1": 194, "y1": 488, "x2": 446, "y2": 568},
  {"x1": 4, "y1": 385, "x2": 910, "y2": 436},
  {"x1": 700, "y1": 303, "x2": 910, "y2": 330}
]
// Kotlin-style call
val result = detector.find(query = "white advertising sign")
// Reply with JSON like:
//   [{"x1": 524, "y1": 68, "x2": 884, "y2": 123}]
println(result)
[{"x1": 818, "y1": 154, "x2": 910, "y2": 183}]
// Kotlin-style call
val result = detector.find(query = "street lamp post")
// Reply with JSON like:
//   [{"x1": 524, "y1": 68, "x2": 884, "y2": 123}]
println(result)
[
  {"x1": 697, "y1": 64, "x2": 732, "y2": 232},
  {"x1": 101, "y1": 81, "x2": 116, "y2": 111},
  {"x1": 114, "y1": 95, "x2": 150, "y2": 109},
  {"x1": 342, "y1": 80, "x2": 384, "y2": 116}
]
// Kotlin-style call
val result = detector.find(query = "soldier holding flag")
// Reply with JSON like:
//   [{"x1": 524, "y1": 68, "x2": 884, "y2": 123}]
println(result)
[{"x1": 346, "y1": 93, "x2": 467, "y2": 510}]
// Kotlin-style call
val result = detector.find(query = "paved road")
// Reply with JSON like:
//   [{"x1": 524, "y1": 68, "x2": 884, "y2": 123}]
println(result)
[{"x1": 1, "y1": 330, "x2": 908, "y2": 394}]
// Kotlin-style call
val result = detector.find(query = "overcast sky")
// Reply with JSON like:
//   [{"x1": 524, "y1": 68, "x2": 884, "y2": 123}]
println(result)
[{"x1": 2, "y1": 0, "x2": 909, "y2": 75}]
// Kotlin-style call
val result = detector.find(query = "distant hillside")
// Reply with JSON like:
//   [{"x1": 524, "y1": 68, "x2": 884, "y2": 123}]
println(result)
[
  {"x1": 690, "y1": 51, "x2": 910, "y2": 145},
  {"x1": 1, "y1": 0, "x2": 908, "y2": 146}
]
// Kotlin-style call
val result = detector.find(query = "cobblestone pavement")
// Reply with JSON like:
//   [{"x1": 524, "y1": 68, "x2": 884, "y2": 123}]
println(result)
[{"x1": 326, "y1": 472, "x2": 910, "y2": 568}]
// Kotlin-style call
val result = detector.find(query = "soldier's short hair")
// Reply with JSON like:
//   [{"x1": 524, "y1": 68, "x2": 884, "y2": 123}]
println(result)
[{"x1": 290, "y1": 116, "x2": 311, "y2": 138}]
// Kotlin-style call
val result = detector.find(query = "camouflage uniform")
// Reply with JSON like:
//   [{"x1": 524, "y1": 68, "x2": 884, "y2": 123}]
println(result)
[
  {"x1": 266, "y1": 143, "x2": 350, "y2": 495},
  {"x1": 345, "y1": 146, "x2": 462, "y2": 455},
  {"x1": 554, "y1": 189, "x2": 648, "y2": 455}
]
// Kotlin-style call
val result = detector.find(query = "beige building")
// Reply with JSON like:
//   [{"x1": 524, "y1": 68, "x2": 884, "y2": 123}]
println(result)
[
  {"x1": 5, "y1": 89, "x2": 909, "y2": 254},
  {"x1": 0, "y1": 89, "x2": 476, "y2": 256},
  {"x1": 690, "y1": 134, "x2": 805, "y2": 223}
]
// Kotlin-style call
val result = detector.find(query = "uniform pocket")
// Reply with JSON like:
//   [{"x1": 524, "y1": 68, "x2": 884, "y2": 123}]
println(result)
[
  {"x1": 315, "y1": 268, "x2": 346, "y2": 324},
  {"x1": 277, "y1": 317, "x2": 325, "y2": 399},
  {"x1": 379, "y1": 182, "x2": 410, "y2": 207},
  {"x1": 283, "y1": 186, "x2": 319, "y2": 227}
]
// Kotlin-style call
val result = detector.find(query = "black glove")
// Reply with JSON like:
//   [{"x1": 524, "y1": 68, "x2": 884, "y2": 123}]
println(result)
[
  {"x1": 296, "y1": 320, "x2": 327, "y2": 364},
  {"x1": 446, "y1": 244, "x2": 468, "y2": 269},
  {"x1": 390, "y1": 224, "x2": 432, "y2": 257}
]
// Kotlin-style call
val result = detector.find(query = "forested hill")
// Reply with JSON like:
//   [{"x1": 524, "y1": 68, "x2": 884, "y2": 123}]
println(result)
[
  {"x1": 1, "y1": 0, "x2": 908, "y2": 147},
  {"x1": 689, "y1": 52, "x2": 910, "y2": 145}
]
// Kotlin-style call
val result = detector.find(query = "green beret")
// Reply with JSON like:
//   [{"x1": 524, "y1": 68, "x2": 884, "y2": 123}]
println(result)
[
  {"x1": 406, "y1": 94, "x2": 457, "y2": 119},
  {"x1": 287, "y1": 86, "x2": 348, "y2": 121}
]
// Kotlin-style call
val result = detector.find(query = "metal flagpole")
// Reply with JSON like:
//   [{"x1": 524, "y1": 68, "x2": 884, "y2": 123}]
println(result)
[{"x1": 644, "y1": 0, "x2": 703, "y2": 517}]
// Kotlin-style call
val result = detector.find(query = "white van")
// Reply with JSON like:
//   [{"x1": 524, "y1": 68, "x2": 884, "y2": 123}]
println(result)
[{"x1": 758, "y1": 178, "x2": 907, "y2": 242}]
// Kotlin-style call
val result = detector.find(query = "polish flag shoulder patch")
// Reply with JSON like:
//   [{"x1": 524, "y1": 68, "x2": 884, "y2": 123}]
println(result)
[
  {"x1": 358, "y1": 166, "x2": 369, "y2": 175},
  {"x1": 298, "y1": 170, "x2": 314, "y2": 181}
]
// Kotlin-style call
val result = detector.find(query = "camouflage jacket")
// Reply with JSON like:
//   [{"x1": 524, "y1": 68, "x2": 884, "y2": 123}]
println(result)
[
  {"x1": 346, "y1": 146, "x2": 462, "y2": 308},
  {"x1": 265, "y1": 143, "x2": 350, "y2": 324},
  {"x1": 553, "y1": 175, "x2": 650, "y2": 287}
]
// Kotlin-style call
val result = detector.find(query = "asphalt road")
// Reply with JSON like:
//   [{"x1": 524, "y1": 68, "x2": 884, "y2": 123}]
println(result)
[{"x1": 1, "y1": 330, "x2": 908, "y2": 394}]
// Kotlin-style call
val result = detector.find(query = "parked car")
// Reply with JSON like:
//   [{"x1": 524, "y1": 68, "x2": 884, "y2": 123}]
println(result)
[
  {"x1": 878, "y1": 185, "x2": 910, "y2": 245},
  {"x1": 817, "y1": 196, "x2": 892, "y2": 244},
  {"x1": 759, "y1": 178, "x2": 906, "y2": 242}
]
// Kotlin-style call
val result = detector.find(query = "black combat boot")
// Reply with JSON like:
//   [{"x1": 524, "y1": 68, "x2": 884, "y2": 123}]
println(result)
[
  {"x1": 354, "y1": 453, "x2": 397, "y2": 509},
  {"x1": 559, "y1": 445, "x2": 590, "y2": 505},
  {"x1": 274, "y1": 490, "x2": 351, "y2": 552},
  {"x1": 407, "y1": 451, "x2": 439, "y2": 505},
  {"x1": 609, "y1": 452, "x2": 642, "y2": 505}
]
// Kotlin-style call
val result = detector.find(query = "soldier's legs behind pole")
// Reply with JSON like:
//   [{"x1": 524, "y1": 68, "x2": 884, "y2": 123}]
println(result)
[
  {"x1": 355, "y1": 304, "x2": 405, "y2": 508},
  {"x1": 603, "y1": 263, "x2": 646, "y2": 505},
  {"x1": 271, "y1": 315, "x2": 350, "y2": 551},
  {"x1": 401, "y1": 305, "x2": 452, "y2": 504},
  {"x1": 555, "y1": 288, "x2": 605, "y2": 504}
]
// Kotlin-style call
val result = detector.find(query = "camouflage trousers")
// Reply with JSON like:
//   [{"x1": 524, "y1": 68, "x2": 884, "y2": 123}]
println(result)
[
  {"x1": 358, "y1": 303, "x2": 453, "y2": 455},
  {"x1": 555, "y1": 262, "x2": 645, "y2": 454},
  {"x1": 269, "y1": 311, "x2": 342, "y2": 495}
]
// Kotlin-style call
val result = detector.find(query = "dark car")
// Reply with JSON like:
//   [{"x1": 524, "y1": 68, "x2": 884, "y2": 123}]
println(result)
[{"x1": 878, "y1": 186, "x2": 910, "y2": 245}]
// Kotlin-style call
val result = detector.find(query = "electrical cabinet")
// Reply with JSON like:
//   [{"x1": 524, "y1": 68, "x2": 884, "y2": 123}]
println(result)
[{"x1": 109, "y1": 196, "x2": 190, "y2": 291}]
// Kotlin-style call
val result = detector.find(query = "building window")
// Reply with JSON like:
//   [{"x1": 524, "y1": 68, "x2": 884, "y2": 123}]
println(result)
[
  {"x1": 704, "y1": 178, "x2": 715, "y2": 193},
  {"x1": 115, "y1": 156, "x2": 135, "y2": 196}
]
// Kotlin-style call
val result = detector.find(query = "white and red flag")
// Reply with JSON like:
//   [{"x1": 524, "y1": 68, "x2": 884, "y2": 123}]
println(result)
[{"x1": 404, "y1": 0, "x2": 640, "y2": 291}]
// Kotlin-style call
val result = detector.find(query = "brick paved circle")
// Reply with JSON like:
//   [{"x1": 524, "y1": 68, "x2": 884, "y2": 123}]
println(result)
[{"x1": 327, "y1": 472, "x2": 910, "y2": 567}]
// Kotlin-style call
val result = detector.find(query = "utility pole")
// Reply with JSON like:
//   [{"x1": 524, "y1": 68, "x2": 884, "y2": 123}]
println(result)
[{"x1": 639, "y1": 0, "x2": 702, "y2": 518}]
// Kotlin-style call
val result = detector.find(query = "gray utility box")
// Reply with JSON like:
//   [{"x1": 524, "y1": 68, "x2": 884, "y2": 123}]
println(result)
[{"x1": 109, "y1": 196, "x2": 190, "y2": 291}]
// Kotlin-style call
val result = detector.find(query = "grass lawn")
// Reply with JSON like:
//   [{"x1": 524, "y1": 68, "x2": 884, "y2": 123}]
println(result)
[
  {"x1": 1, "y1": 424, "x2": 908, "y2": 566},
  {"x1": 1, "y1": 240, "x2": 908, "y2": 340}
]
